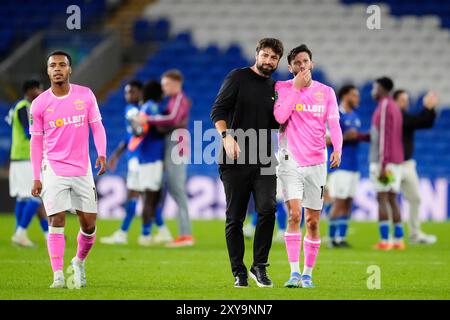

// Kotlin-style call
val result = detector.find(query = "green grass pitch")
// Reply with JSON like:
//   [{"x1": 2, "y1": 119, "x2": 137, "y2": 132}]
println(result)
[{"x1": 0, "y1": 213, "x2": 449, "y2": 300}]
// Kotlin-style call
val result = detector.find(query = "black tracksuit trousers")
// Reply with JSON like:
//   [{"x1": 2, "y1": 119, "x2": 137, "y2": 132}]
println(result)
[{"x1": 219, "y1": 165, "x2": 277, "y2": 277}]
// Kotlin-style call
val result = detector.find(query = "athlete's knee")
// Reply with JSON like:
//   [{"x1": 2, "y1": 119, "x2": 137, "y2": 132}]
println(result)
[
  {"x1": 48, "y1": 213, "x2": 65, "y2": 227},
  {"x1": 81, "y1": 223, "x2": 96, "y2": 235},
  {"x1": 288, "y1": 208, "x2": 302, "y2": 226},
  {"x1": 305, "y1": 215, "x2": 319, "y2": 232}
]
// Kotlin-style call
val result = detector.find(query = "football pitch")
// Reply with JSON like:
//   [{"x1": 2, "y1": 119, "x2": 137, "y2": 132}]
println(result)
[{"x1": 0, "y1": 214, "x2": 449, "y2": 300}]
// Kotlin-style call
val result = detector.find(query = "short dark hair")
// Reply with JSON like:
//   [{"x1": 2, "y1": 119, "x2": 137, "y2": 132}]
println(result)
[
  {"x1": 287, "y1": 44, "x2": 312, "y2": 65},
  {"x1": 162, "y1": 69, "x2": 184, "y2": 83},
  {"x1": 46, "y1": 50, "x2": 72, "y2": 66},
  {"x1": 393, "y1": 89, "x2": 406, "y2": 101},
  {"x1": 143, "y1": 80, "x2": 163, "y2": 102},
  {"x1": 22, "y1": 80, "x2": 41, "y2": 94},
  {"x1": 127, "y1": 79, "x2": 143, "y2": 90},
  {"x1": 256, "y1": 38, "x2": 284, "y2": 58},
  {"x1": 338, "y1": 84, "x2": 357, "y2": 101},
  {"x1": 375, "y1": 76, "x2": 394, "y2": 92}
]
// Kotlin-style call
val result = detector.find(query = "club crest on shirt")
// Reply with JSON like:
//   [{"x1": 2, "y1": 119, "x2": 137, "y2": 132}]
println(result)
[
  {"x1": 74, "y1": 99, "x2": 86, "y2": 110},
  {"x1": 314, "y1": 91, "x2": 325, "y2": 103}
]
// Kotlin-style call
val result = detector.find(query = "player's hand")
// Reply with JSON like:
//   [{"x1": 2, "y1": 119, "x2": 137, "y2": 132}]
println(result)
[
  {"x1": 223, "y1": 135, "x2": 241, "y2": 160},
  {"x1": 329, "y1": 151, "x2": 341, "y2": 169},
  {"x1": 293, "y1": 69, "x2": 311, "y2": 90},
  {"x1": 108, "y1": 155, "x2": 118, "y2": 172},
  {"x1": 423, "y1": 91, "x2": 439, "y2": 110},
  {"x1": 96, "y1": 156, "x2": 107, "y2": 176},
  {"x1": 31, "y1": 180, "x2": 42, "y2": 197},
  {"x1": 136, "y1": 113, "x2": 149, "y2": 125}
]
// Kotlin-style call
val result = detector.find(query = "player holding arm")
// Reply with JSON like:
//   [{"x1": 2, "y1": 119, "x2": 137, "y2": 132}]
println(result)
[
  {"x1": 369, "y1": 77, "x2": 405, "y2": 250},
  {"x1": 30, "y1": 51, "x2": 107, "y2": 289},
  {"x1": 100, "y1": 80, "x2": 172, "y2": 245},
  {"x1": 274, "y1": 45, "x2": 342, "y2": 288}
]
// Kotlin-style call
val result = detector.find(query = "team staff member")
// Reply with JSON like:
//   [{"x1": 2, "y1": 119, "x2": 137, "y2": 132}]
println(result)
[
  {"x1": 394, "y1": 89, "x2": 438, "y2": 244},
  {"x1": 211, "y1": 38, "x2": 284, "y2": 288}
]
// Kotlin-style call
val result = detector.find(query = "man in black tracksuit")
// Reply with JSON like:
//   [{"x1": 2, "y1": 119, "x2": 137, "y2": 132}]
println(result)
[
  {"x1": 210, "y1": 38, "x2": 284, "y2": 288},
  {"x1": 394, "y1": 89, "x2": 438, "y2": 244}
]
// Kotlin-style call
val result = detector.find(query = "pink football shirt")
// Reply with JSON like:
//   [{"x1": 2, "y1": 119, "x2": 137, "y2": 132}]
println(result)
[
  {"x1": 274, "y1": 80, "x2": 341, "y2": 167},
  {"x1": 30, "y1": 84, "x2": 102, "y2": 176}
]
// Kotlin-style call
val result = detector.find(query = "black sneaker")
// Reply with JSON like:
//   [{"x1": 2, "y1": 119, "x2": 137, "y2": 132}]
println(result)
[
  {"x1": 338, "y1": 240, "x2": 351, "y2": 248},
  {"x1": 328, "y1": 240, "x2": 340, "y2": 248},
  {"x1": 249, "y1": 264, "x2": 273, "y2": 288},
  {"x1": 234, "y1": 272, "x2": 248, "y2": 288}
]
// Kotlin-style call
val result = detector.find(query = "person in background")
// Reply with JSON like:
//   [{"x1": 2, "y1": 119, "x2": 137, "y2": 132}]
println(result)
[
  {"x1": 369, "y1": 77, "x2": 405, "y2": 251},
  {"x1": 8, "y1": 79, "x2": 48, "y2": 247},
  {"x1": 327, "y1": 84, "x2": 369, "y2": 248},
  {"x1": 394, "y1": 89, "x2": 439, "y2": 244},
  {"x1": 139, "y1": 69, "x2": 193, "y2": 248}
]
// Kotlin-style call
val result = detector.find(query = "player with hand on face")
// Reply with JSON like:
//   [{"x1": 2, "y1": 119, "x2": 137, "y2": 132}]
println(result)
[{"x1": 274, "y1": 44, "x2": 343, "y2": 288}]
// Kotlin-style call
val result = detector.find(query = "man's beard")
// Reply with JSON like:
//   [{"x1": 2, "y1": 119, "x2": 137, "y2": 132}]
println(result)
[{"x1": 257, "y1": 63, "x2": 276, "y2": 76}]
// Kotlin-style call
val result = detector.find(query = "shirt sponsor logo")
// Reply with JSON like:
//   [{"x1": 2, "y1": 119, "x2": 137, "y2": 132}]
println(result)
[
  {"x1": 295, "y1": 103, "x2": 325, "y2": 117},
  {"x1": 49, "y1": 114, "x2": 86, "y2": 128}
]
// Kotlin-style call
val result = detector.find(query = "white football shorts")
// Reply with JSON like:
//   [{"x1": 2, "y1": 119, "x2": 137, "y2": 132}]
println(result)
[{"x1": 40, "y1": 161, "x2": 97, "y2": 216}]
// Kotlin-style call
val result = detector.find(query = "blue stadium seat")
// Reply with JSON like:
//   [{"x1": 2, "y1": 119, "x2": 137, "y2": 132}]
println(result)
[{"x1": 341, "y1": 0, "x2": 450, "y2": 30}]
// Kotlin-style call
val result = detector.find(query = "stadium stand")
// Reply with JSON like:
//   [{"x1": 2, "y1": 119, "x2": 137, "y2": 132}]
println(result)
[
  {"x1": 1, "y1": 0, "x2": 450, "y2": 182},
  {"x1": 93, "y1": 0, "x2": 450, "y2": 180},
  {"x1": 0, "y1": 0, "x2": 107, "y2": 58}
]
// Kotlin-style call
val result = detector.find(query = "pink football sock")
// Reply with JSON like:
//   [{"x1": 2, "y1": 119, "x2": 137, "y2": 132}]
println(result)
[
  {"x1": 47, "y1": 228, "x2": 65, "y2": 272},
  {"x1": 303, "y1": 237, "x2": 321, "y2": 277},
  {"x1": 285, "y1": 232, "x2": 302, "y2": 274},
  {"x1": 76, "y1": 228, "x2": 96, "y2": 261}
]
